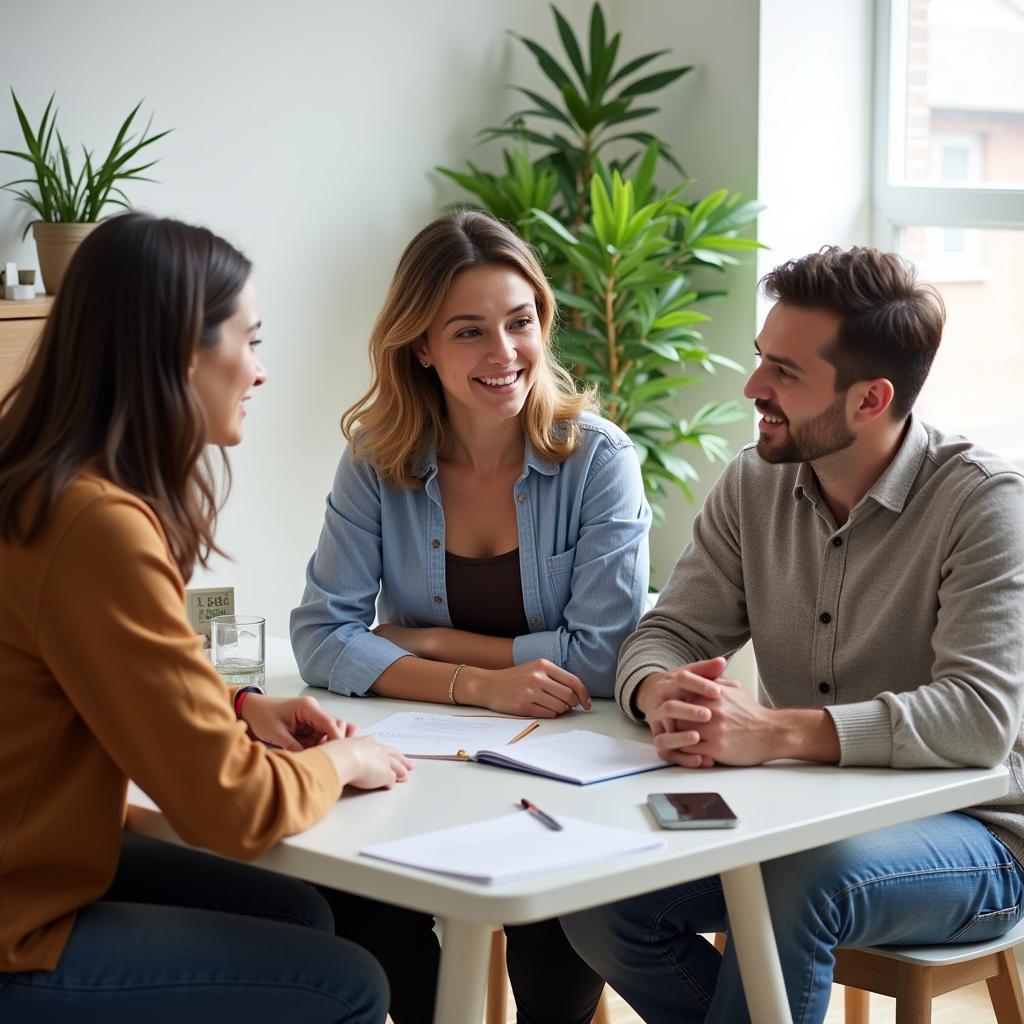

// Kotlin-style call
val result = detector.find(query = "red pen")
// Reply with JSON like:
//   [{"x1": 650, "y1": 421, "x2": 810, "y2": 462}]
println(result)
[{"x1": 520, "y1": 797, "x2": 563, "y2": 831}]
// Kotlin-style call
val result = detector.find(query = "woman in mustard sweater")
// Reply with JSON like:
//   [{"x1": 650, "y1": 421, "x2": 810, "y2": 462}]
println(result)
[{"x1": 0, "y1": 213, "x2": 409, "y2": 1023}]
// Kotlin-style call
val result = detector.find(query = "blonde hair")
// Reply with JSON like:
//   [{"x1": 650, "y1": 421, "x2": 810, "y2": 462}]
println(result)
[{"x1": 342, "y1": 210, "x2": 597, "y2": 487}]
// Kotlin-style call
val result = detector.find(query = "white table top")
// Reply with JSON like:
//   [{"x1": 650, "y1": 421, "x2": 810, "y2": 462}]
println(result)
[{"x1": 127, "y1": 639, "x2": 1009, "y2": 925}]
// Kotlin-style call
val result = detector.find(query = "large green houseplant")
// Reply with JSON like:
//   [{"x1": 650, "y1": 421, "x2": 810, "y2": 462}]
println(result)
[
  {"x1": 437, "y1": 3, "x2": 761, "y2": 522},
  {"x1": 1, "y1": 90, "x2": 170, "y2": 293}
]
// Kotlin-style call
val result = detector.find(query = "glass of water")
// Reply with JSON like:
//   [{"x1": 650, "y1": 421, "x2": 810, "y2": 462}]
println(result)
[{"x1": 211, "y1": 615, "x2": 266, "y2": 689}]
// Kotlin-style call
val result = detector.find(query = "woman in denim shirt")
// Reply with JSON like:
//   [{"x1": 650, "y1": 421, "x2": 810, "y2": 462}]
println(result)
[{"x1": 291, "y1": 211, "x2": 651, "y2": 1024}]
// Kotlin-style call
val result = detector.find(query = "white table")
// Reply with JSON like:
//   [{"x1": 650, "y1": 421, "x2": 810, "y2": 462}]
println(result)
[{"x1": 127, "y1": 640, "x2": 1008, "y2": 1024}]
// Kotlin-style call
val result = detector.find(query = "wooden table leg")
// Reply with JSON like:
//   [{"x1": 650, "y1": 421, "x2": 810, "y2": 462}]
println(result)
[
  {"x1": 721, "y1": 864, "x2": 793, "y2": 1024},
  {"x1": 435, "y1": 918, "x2": 494, "y2": 1024}
]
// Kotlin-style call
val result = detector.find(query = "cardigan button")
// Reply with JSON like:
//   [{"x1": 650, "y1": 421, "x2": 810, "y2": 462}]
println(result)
[
  {"x1": 517, "y1": 493, "x2": 527, "y2": 503},
  {"x1": 431, "y1": 538, "x2": 440, "y2": 549},
  {"x1": 530, "y1": 616, "x2": 540, "y2": 625},
  {"x1": 434, "y1": 595, "x2": 443, "y2": 604},
  {"x1": 819, "y1": 611, "x2": 832, "y2": 624}
]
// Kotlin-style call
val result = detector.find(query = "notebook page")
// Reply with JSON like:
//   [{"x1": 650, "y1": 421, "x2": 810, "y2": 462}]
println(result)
[
  {"x1": 361, "y1": 712, "x2": 530, "y2": 757},
  {"x1": 478, "y1": 729, "x2": 667, "y2": 784},
  {"x1": 360, "y1": 811, "x2": 665, "y2": 884}
]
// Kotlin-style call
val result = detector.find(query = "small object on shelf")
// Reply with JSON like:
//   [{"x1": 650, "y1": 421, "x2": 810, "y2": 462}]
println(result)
[{"x1": 17, "y1": 269, "x2": 35, "y2": 286}]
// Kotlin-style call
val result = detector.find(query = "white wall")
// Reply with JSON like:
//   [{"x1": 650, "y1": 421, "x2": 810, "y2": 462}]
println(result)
[{"x1": 757, "y1": 0, "x2": 875, "y2": 279}]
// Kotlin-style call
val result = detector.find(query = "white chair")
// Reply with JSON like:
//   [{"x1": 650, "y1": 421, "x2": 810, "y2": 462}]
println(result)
[{"x1": 834, "y1": 918, "x2": 1024, "y2": 1023}]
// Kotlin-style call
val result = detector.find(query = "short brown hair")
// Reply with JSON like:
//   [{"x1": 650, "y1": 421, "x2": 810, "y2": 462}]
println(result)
[
  {"x1": 342, "y1": 210, "x2": 596, "y2": 487},
  {"x1": 760, "y1": 246, "x2": 945, "y2": 420}
]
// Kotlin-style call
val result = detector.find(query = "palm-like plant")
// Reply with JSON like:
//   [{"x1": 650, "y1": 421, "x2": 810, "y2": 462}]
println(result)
[
  {"x1": 465, "y1": 3, "x2": 689, "y2": 231},
  {"x1": 1, "y1": 90, "x2": 170, "y2": 236},
  {"x1": 532, "y1": 145, "x2": 762, "y2": 519}
]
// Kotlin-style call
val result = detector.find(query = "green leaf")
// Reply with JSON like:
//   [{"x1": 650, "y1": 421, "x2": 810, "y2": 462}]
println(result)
[
  {"x1": 551, "y1": 5, "x2": 589, "y2": 89},
  {"x1": 561, "y1": 84, "x2": 594, "y2": 132},
  {"x1": 651, "y1": 309, "x2": 710, "y2": 330},
  {"x1": 640, "y1": 340, "x2": 681, "y2": 361},
  {"x1": 591, "y1": 31, "x2": 620, "y2": 100},
  {"x1": 516, "y1": 35, "x2": 575, "y2": 93},
  {"x1": 683, "y1": 400, "x2": 747, "y2": 431},
  {"x1": 589, "y1": 173, "x2": 614, "y2": 248},
  {"x1": 588, "y1": 3, "x2": 607, "y2": 82},
  {"x1": 553, "y1": 287, "x2": 604, "y2": 319},
  {"x1": 511, "y1": 87, "x2": 574, "y2": 128},
  {"x1": 616, "y1": 66, "x2": 691, "y2": 99},
  {"x1": 649, "y1": 443, "x2": 699, "y2": 482},
  {"x1": 607, "y1": 49, "x2": 671, "y2": 86},
  {"x1": 529, "y1": 207, "x2": 579, "y2": 245},
  {"x1": 629, "y1": 374, "x2": 701, "y2": 404},
  {"x1": 632, "y1": 140, "x2": 659, "y2": 203}
]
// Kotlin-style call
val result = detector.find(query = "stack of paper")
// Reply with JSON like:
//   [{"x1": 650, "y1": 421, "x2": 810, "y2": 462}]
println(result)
[{"x1": 360, "y1": 812, "x2": 666, "y2": 884}]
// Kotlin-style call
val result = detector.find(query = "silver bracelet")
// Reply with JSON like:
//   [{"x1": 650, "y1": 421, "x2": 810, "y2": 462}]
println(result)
[{"x1": 448, "y1": 663, "x2": 465, "y2": 705}]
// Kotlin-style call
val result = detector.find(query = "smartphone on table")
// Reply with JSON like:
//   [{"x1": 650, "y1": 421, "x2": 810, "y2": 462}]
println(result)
[{"x1": 647, "y1": 792, "x2": 738, "y2": 829}]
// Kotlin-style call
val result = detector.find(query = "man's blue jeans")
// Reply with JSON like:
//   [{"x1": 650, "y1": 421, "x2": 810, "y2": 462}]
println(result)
[
  {"x1": 562, "y1": 812, "x2": 1024, "y2": 1024},
  {"x1": 0, "y1": 832, "x2": 388, "y2": 1023}
]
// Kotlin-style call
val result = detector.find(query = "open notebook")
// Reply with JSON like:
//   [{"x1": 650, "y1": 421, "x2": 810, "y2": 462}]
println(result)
[
  {"x1": 362, "y1": 713, "x2": 669, "y2": 785},
  {"x1": 360, "y1": 810, "x2": 666, "y2": 884},
  {"x1": 471, "y1": 729, "x2": 669, "y2": 785}
]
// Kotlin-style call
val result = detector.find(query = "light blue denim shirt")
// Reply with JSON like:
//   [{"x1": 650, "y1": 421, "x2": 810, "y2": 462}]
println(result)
[{"x1": 290, "y1": 413, "x2": 651, "y2": 698}]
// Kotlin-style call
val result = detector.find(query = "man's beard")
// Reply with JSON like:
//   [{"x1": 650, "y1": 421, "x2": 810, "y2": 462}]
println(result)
[{"x1": 756, "y1": 391, "x2": 855, "y2": 464}]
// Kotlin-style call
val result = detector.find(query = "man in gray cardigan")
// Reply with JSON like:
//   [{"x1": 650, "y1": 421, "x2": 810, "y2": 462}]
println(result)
[{"x1": 562, "y1": 246, "x2": 1024, "y2": 1024}]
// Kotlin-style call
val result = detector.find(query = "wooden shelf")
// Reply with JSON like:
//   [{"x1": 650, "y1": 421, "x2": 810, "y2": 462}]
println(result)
[{"x1": 0, "y1": 296, "x2": 53, "y2": 320}]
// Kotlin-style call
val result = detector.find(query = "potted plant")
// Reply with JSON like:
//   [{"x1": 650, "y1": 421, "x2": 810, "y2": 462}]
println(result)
[
  {"x1": 532, "y1": 145, "x2": 761, "y2": 521},
  {"x1": 1, "y1": 91, "x2": 170, "y2": 294},
  {"x1": 437, "y1": 3, "x2": 762, "y2": 522}
]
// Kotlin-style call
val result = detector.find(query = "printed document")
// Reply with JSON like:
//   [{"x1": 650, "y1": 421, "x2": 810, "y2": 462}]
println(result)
[{"x1": 360, "y1": 811, "x2": 666, "y2": 884}]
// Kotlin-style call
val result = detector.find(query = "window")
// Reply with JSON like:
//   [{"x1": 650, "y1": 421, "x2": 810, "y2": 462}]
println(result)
[{"x1": 875, "y1": 0, "x2": 1024, "y2": 461}]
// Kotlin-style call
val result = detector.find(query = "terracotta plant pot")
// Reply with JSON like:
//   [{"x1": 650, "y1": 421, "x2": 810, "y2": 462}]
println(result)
[{"x1": 32, "y1": 222, "x2": 98, "y2": 295}]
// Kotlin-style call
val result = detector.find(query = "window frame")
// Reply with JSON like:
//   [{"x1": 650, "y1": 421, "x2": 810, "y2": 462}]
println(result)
[{"x1": 872, "y1": 0, "x2": 1024, "y2": 246}]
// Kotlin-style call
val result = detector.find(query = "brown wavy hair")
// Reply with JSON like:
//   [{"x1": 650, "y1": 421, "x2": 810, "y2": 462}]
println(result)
[
  {"x1": 0, "y1": 212, "x2": 252, "y2": 580},
  {"x1": 342, "y1": 210, "x2": 596, "y2": 487}
]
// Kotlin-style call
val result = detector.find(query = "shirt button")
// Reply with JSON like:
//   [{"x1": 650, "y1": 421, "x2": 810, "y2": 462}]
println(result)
[
  {"x1": 832, "y1": 537, "x2": 843, "y2": 547},
  {"x1": 431, "y1": 538, "x2": 440, "y2": 549},
  {"x1": 819, "y1": 611, "x2": 832, "y2": 624},
  {"x1": 433, "y1": 595, "x2": 443, "y2": 604},
  {"x1": 530, "y1": 616, "x2": 540, "y2": 625},
  {"x1": 517, "y1": 493, "x2": 527, "y2": 503},
  {"x1": 819, "y1": 681, "x2": 831, "y2": 694}
]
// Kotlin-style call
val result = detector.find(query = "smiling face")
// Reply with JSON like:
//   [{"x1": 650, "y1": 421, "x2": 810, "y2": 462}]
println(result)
[
  {"x1": 190, "y1": 277, "x2": 266, "y2": 447},
  {"x1": 414, "y1": 264, "x2": 542, "y2": 427},
  {"x1": 743, "y1": 302, "x2": 856, "y2": 464}
]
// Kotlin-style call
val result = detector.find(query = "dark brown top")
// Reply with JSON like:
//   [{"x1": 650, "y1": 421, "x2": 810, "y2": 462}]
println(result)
[{"x1": 445, "y1": 548, "x2": 529, "y2": 638}]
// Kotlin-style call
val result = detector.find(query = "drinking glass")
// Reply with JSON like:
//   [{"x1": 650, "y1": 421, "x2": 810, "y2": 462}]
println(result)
[{"x1": 211, "y1": 615, "x2": 266, "y2": 689}]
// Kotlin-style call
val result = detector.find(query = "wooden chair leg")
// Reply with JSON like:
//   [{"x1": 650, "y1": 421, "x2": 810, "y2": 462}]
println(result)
[
  {"x1": 713, "y1": 931, "x2": 727, "y2": 953},
  {"x1": 486, "y1": 929, "x2": 507, "y2": 1024},
  {"x1": 844, "y1": 985, "x2": 871, "y2": 1024},
  {"x1": 894, "y1": 963, "x2": 932, "y2": 1024},
  {"x1": 987, "y1": 948, "x2": 1024, "y2": 1024},
  {"x1": 592, "y1": 988, "x2": 612, "y2": 1024}
]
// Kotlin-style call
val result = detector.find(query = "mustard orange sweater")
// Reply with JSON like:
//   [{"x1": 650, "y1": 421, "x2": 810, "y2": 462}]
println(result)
[{"x1": 0, "y1": 476, "x2": 339, "y2": 973}]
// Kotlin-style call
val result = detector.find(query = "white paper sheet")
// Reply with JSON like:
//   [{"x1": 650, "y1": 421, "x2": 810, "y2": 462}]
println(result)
[
  {"x1": 360, "y1": 811, "x2": 666, "y2": 884},
  {"x1": 360, "y1": 711, "x2": 532, "y2": 758}
]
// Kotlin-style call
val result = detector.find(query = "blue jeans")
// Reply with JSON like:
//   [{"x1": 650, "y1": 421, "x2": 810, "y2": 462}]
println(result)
[
  {"x1": 0, "y1": 833, "x2": 388, "y2": 1023},
  {"x1": 562, "y1": 812, "x2": 1024, "y2": 1024}
]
